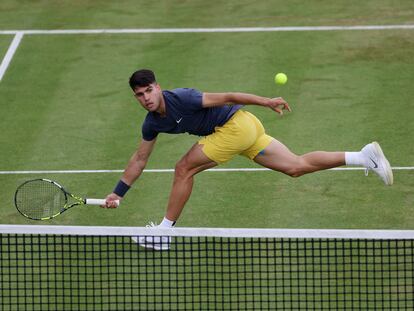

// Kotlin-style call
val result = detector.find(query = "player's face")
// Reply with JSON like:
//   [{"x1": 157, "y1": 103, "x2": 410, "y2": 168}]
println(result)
[{"x1": 133, "y1": 83, "x2": 163, "y2": 112}]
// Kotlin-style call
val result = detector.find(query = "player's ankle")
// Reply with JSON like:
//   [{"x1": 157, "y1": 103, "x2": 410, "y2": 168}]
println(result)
[
  {"x1": 345, "y1": 151, "x2": 365, "y2": 166},
  {"x1": 159, "y1": 217, "x2": 176, "y2": 228}
]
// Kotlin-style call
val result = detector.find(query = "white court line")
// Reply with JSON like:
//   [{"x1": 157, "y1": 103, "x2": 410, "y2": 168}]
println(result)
[
  {"x1": 0, "y1": 31, "x2": 23, "y2": 81},
  {"x1": 0, "y1": 25, "x2": 414, "y2": 35},
  {"x1": 0, "y1": 25, "x2": 412, "y2": 81},
  {"x1": 0, "y1": 167, "x2": 412, "y2": 175}
]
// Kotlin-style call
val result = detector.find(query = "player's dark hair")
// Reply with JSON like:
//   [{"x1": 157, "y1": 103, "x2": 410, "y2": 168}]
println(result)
[{"x1": 129, "y1": 69, "x2": 156, "y2": 89}]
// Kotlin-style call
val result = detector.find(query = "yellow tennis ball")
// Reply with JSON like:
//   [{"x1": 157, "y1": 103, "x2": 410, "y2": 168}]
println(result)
[{"x1": 275, "y1": 73, "x2": 288, "y2": 85}]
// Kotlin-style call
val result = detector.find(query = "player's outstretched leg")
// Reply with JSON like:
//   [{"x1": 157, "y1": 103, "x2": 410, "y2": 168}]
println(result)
[
  {"x1": 253, "y1": 139, "x2": 393, "y2": 185},
  {"x1": 253, "y1": 139, "x2": 345, "y2": 177}
]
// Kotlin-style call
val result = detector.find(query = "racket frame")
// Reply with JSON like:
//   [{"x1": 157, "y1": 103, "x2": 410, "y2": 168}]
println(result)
[{"x1": 14, "y1": 178, "x2": 108, "y2": 220}]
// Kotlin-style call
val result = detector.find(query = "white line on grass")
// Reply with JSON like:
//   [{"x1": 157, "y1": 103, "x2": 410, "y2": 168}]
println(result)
[
  {"x1": 0, "y1": 31, "x2": 23, "y2": 81},
  {"x1": 0, "y1": 25, "x2": 413, "y2": 35},
  {"x1": 0, "y1": 25, "x2": 412, "y2": 81},
  {"x1": 0, "y1": 167, "x2": 412, "y2": 175}
]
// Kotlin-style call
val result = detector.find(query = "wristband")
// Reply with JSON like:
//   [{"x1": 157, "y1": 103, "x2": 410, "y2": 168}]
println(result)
[{"x1": 113, "y1": 180, "x2": 131, "y2": 197}]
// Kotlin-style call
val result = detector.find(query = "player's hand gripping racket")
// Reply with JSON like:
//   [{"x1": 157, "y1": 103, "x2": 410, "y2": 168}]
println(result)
[{"x1": 14, "y1": 178, "x2": 119, "y2": 220}]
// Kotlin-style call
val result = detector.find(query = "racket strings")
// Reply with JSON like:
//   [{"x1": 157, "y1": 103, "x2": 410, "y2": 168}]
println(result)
[{"x1": 15, "y1": 180, "x2": 66, "y2": 219}]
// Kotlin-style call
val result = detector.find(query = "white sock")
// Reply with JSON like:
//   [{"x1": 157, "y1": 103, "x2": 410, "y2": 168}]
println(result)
[
  {"x1": 159, "y1": 217, "x2": 176, "y2": 228},
  {"x1": 345, "y1": 152, "x2": 365, "y2": 166}
]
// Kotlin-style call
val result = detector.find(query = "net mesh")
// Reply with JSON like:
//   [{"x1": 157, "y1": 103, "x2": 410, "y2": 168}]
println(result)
[
  {"x1": 1, "y1": 226, "x2": 413, "y2": 310},
  {"x1": 14, "y1": 180, "x2": 66, "y2": 219}
]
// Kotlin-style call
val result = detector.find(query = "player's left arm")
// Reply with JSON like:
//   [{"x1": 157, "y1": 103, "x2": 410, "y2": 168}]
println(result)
[{"x1": 202, "y1": 92, "x2": 291, "y2": 115}]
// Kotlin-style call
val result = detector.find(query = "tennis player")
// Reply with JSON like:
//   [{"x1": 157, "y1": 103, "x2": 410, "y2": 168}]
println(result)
[{"x1": 104, "y1": 69, "x2": 393, "y2": 250}]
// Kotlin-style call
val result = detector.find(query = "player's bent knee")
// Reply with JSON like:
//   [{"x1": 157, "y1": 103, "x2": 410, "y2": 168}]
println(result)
[
  {"x1": 283, "y1": 167, "x2": 303, "y2": 178},
  {"x1": 284, "y1": 158, "x2": 308, "y2": 177},
  {"x1": 288, "y1": 171, "x2": 304, "y2": 178},
  {"x1": 174, "y1": 158, "x2": 198, "y2": 180},
  {"x1": 174, "y1": 161, "x2": 189, "y2": 179}
]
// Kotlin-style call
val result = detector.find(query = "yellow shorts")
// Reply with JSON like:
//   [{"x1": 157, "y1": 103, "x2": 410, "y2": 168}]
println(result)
[{"x1": 198, "y1": 110, "x2": 273, "y2": 164}]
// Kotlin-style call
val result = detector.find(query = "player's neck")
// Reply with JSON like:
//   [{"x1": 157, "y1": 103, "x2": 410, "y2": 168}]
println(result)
[{"x1": 157, "y1": 95, "x2": 167, "y2": 117}]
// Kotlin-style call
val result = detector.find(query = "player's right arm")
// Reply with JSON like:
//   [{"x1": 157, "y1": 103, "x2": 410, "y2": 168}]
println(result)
[
  {"x1": 104, "y1": 138, "x2": 157, "y2": 208},
  {"x1": 203, "y1": 93, "x2": 291, "y2": 115}
]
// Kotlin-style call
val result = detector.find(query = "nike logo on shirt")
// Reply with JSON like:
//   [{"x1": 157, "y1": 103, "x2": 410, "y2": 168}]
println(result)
[{"x1": 176, "y1": 117, "x2": 183, "y2": 124}]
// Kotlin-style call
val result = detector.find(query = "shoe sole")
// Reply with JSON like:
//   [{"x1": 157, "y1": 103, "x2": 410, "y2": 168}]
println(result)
[
  {"x1": 131, "y1": 236, "x2": 170, "y2": 251},
  {"x1": 372, "y1": 141, "x2": 393, "y2": 186}
]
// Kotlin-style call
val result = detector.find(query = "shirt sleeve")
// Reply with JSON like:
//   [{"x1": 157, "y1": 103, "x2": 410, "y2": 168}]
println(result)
[
  {"x1": 173, "y1": 88, "x2": 203, "y2": 112},
  {"x1": 141, "y1": 116, "x2": 158, "y2": 141}
]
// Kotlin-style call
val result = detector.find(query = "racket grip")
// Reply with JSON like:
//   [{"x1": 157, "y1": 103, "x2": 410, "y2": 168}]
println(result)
[{"x1": 86, "y1": 199, "x2": 120, "y2": 206}]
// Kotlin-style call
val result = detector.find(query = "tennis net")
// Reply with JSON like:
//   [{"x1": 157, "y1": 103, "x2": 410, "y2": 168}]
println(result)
[{"x1": 1, "y1": 225, "x2": 413, "y2": 310}]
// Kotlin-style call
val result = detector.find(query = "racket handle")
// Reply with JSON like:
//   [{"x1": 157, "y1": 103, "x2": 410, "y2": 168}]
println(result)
[{"x1": 86, "y1": 199, "x2": 120, "y2": 206}]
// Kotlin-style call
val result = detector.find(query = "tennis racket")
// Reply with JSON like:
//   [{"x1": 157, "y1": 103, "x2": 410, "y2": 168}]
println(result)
[{"x1": 14, "y1": 178, "x2": 119, "y2": 220}]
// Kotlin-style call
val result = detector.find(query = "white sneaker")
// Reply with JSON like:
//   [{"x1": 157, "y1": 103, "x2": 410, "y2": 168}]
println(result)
[
  {"x1": 131, "y1": 222, "x2": 171, "y2": 251},
  {"x1": 361, "y1": 142, "x2": 393, "y2": 185}
]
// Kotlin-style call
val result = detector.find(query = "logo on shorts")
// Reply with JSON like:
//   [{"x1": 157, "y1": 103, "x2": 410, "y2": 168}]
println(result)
[{"x1": 176, "y1": 117, "x2": 183, "y2": 124}]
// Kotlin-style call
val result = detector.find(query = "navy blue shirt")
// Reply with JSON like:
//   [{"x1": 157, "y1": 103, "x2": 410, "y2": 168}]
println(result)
[{"x1": 142, "y1": 88, "x2": 242, "y2": 141}]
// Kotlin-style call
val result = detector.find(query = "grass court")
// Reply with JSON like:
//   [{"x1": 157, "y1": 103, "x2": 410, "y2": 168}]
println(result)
[{"x1": 0, "y1": 0, "x2": 413, "y2": 229}]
